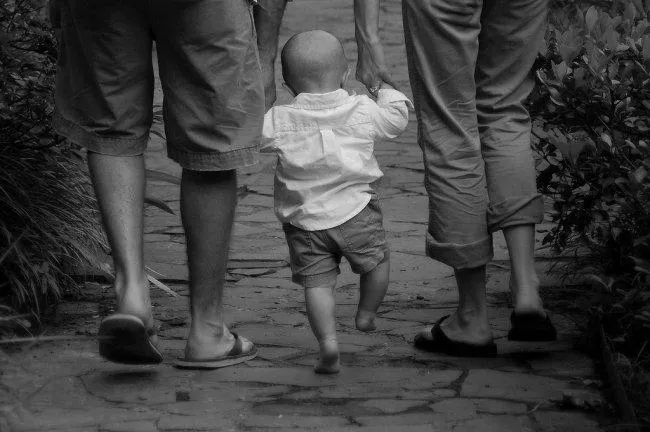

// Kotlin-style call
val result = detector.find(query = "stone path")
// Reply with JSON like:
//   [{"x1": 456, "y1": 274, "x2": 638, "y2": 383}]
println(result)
[{"x1": 1, "y1": 1, "x2": 616, "y2": 431}]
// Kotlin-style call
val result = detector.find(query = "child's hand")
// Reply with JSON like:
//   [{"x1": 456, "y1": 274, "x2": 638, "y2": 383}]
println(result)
[{"x1": 369, "y1": 81, "x2": 398, "y2": 98}]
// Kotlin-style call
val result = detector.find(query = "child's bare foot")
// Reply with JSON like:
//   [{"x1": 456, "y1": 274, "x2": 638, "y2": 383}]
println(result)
[
  {"x1": 355, "y1": 310, "x2": 377, "y2": 332},
  {"x1": 314, "y1": 339, "x2": 340, "y2": 374}
]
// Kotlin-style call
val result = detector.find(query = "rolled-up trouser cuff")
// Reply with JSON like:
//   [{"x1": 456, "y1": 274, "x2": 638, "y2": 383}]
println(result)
[
  {"x1": 487, "y1": 193, "x2": 544, "y2": 234},
  {"x1": 53, "y1": 113, "x2": 148, "y2": 156},
  {"x1": 168, "y1": 145, "x2": 259, "y2": 172},
  {"x1": 426, "y1": 232, "x2": 494, "y2": 270}
]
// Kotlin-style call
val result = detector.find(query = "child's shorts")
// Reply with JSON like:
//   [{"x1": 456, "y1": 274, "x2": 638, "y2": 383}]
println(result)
[
  {"x1": 283, "y1": 199, "x2": 389, "y2": 288},
  {"x1": 51, "y1": 0, "x2": 264, "y2": 171}
]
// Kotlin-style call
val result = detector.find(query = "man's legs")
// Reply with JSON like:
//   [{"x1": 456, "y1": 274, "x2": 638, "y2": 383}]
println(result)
[
  {"x1": 180, "y1": 169, "x2": 254, "y2": 359},
  {"x1": 88, "y1": 153, "x2": 150, "y2": 326}
]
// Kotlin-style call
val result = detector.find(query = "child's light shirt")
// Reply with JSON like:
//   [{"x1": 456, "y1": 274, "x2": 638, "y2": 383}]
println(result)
[{"x1": 261, "y1": 88, "x2": 412, "y2": 231}]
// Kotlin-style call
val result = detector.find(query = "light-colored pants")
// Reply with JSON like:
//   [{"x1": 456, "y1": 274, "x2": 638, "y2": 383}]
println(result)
[{"x1": 403, "y1": 0, "x2": 547, "y2": 269}]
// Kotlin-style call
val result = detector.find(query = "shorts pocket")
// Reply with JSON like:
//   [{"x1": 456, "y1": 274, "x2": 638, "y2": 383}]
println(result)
[{"x1": 283, "y1": 224, "x2": 312, "y2": 271}]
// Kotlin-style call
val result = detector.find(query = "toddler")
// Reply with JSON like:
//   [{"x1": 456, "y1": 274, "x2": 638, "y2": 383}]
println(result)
[{"x1": 261, "y1": 30, "x2": 411, "y2": 373}]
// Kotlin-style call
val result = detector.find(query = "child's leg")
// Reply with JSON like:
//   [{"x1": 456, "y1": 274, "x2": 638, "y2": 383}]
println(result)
[
  {"x1": 356, "y1": 258, "x2": 389, "y2": 331},
  {"x1": 305, "y1": 280, "x2": 340, "y2": 374}
]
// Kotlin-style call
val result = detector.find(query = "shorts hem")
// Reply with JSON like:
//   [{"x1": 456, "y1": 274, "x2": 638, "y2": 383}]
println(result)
[
  {"x1": 53, "y1": 112, "x2": 149, "y2": 156},
  {"x1": 168, "y1": 145, "x2": 260, "y2": 171},
  {"x1": 425, "y1": 233, "x2": 493, "y2": 270},
  {"x1": 293, "y1": 268, "x2": 340, "y2": 289},
  {"x1": 356, "y1": 247, "x2": 390, "y2": 275}
]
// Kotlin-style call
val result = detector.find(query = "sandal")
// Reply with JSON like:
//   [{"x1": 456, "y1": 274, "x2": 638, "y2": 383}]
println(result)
[
  {"x1": 508, "y1": 311, "x2": 557, "y2": 341},
  {"x1": 414, "y1": 315, "x2": 497, "y2": 358},
  {"x1": 98, "y1": 313, "x2": 163, "y2": 365},
  {"x1": 174, "y1": 333, "x2": 257, "y2": 369}
]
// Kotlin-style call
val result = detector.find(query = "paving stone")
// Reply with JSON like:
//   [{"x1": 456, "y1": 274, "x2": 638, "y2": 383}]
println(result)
[
  {"x1": 355, "y1": 412, "x2": 448, "y2": 427},
  {"x1": 99, "y1": 420, "x2": 158, "y2": 432},
  {"x1": 428, "y1": 398, "x2": 478, "y2": 421},
  {"x1": 469, "y1": 399, "x2": 528, "y2": 414},
  {"x1": 429, "y1": 398, "x2": 528, "y2": 420},
  {"x1": 461, "y1": 369, "x2": 571, "y2": 403},
  {"x1": 242, "y1": 414, "x2": 350, "y2": 429},
  {"x1": 9, "y1": 407, "x2": 158, "y2": 431},
  {"x1": 452, "y1": 415, "x2": 536, "y2": 432},
  {"x1": 258, "y1": 346, "x2": 304, "y2": 360},
  {"x1": 533, "y1": 411, "x2": 601, "y2": 432},
  {"x1": 327, "y1": 427, "x2": 434, "y2": 432},
  {"x1": 81, "y1": 370, "x2": 188, "y2": 404},
  {"x1": 185, "y1": 383, "x2": 293, "y2": 404},
  {"x1": 264, "y1": 310, "x2": 308, "y2": 326},
  {"x1": 405, "y1": 389, "x2": 457, "y2": 399},
  {"x1": 55, "y1": 301, "x2": 99, "y2": 317},
  {"x1": 157, "y1": 414, "x2": 237, "y2": 431},
  {"x1": 382, "y1": 308, "x2": 455, "y2": 323},
  {"x1": 527, "y1": 351, "x2": 596, "y2": 378},
  {"x1": 358, "y1": 399, "x2": 427, "y2": 414}
]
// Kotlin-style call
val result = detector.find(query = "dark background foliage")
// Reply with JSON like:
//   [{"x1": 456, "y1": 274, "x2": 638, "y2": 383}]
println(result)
[
  {"x1": 531, "y1": 0, "x2": 650, "y2": 422},
  {"x1": 0, "y1": 0, "x2": 106, "y2": 327}
]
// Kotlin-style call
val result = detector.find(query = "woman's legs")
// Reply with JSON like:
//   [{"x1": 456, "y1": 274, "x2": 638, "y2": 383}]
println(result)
[
  {"x1": 405, "y1": 0, "x2": 552, "y2": 349},
  {"x1": 504, "y1": 225, "x2": 544, "y2": 314},
  {"x1": 476, "y1": 0, "x2": 549, "y2": 317},
  {"x1": 404, "y1": 0, "x2": 496, "y2": 346},
  {"x1": 440, "y1": 266, "x2": 492, "y2": 344}
]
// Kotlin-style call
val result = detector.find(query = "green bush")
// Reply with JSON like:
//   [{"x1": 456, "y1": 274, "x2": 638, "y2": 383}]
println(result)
[
  {"x1": 0, "y1": 0, "x2": 106, "y2": 325},
  {"x1": 532, "y1": 0, "x2": 650, "y2": 421}
]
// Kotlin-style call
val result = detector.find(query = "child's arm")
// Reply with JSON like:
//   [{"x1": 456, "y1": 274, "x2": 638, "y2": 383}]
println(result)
[{"x1": 370, "y1": 83, "x2": 413, "y2": 140}]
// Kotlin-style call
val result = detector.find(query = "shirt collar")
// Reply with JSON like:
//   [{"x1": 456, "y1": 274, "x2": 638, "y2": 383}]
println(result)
[{"x1": 289, "y1": 89, "x2": 352, "y2": 109}]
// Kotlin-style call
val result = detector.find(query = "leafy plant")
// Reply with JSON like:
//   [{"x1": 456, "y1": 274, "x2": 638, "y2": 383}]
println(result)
[
  {"x1": 531, "y1": 0, "x2": 650, "y2": 422},
  {"x1": 0, "y1": 0, "x2": 109, "y2": 319}
]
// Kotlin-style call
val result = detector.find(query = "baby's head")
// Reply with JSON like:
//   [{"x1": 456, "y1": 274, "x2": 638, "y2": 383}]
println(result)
[{"x1": 281, "y1": 30, "x2": 348, "y2": 95}]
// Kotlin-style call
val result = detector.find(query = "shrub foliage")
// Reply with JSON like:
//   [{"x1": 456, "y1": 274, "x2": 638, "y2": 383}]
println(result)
[
  {"x1": 0, "y1": 0, "x2": 106, "y2": 318},
  {"x1": 532, "y1": 0, "x2": 650, "y2": 420}
]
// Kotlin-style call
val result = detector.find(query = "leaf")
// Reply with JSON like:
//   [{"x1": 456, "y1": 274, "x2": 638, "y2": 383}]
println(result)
[
  {"x1": 573, "y1": 68, "x2": 587, "y2": 88},
  {"x1": 599, "y1": 133, "x2": 613, "y2": 148},
  {"x1": 147, "y1": 273, "x2": 179, "y2": 297},
  {"x1": 643, "y1": 35, "x2": 650, "y2": 61},
  {"x1": 586, "y1": 6, "x2": 599, "y2": 32},
  {"x1": 629, "y1": 166, "x2": 648, "y2": 185},
  {"x1": 552, "y1": 61, "x2": 568, "y2": 80},
  {"x1": 624, "y1": 1, "x2": 637, "y2": 24},
  {"x1": 548, "y1": 87, "x2": 567, "y2": 107},
  {"x1": 144, "y1": 197, "x2": 175, "y2": 215},
  {"x1": 559, "y1": 27, "x2": 583, "y2": 65},
  {"x1": 145, "y1": 169, "x2": 181, "y2": 185}
]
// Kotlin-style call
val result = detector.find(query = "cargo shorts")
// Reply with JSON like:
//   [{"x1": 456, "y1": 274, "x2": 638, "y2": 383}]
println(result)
[{"x1": 51, "y1": 0, "x2": 264, "y2": 171}]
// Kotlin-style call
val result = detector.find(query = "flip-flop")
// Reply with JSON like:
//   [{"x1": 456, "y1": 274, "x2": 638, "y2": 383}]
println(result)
[
  {"x1": 414, "y1": 315, "x2": 498, "y2": 358},
  {"x1": 174, "y1": 333, "x2": 258, "y2": 370},
  {"x1": 98, "y1": 313, "x2": 163, "y2": 365},
  {"x1": 508, "y1": 311, "x2": 557, "y2": 341}
]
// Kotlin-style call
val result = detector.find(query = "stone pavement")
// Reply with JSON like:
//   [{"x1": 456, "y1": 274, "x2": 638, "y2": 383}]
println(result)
[{"x1": 1, "y1": 1, "x2": 617, "y2": 431}]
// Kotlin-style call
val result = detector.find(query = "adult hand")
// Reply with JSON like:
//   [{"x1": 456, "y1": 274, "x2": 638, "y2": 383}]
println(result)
[
  {"x1": 354, "y1": 0, "x2": 397, "y2": 96},
  {"x1": 254, "y1": 0, "x2": 288, "y2": 110},
  {"x1": 356, "y1": 38, "x2": 397, "y2": 95}
]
